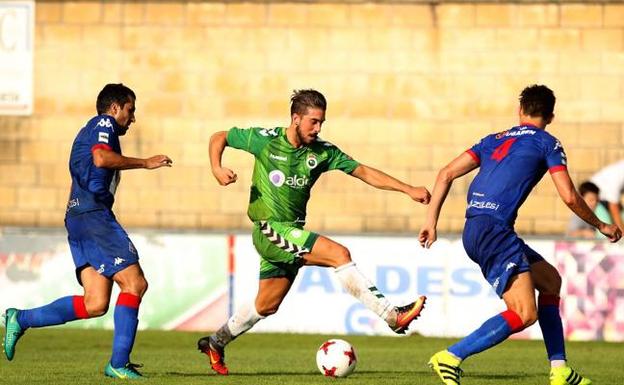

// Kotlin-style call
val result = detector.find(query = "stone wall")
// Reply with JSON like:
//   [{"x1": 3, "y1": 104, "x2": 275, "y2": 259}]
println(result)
[{"x1": 0, "y1": 1, "x2": 622, "y2": 234}]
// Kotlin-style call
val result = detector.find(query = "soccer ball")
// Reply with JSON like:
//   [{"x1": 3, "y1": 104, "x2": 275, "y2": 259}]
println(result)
[{"x1": 316, "y1": 339, "x2": 357, "y2": 378}]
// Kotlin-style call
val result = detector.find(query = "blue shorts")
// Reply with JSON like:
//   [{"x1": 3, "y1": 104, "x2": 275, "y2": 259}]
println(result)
[
  {"x1": 462, "y1": 215, "x2": 544, "y2": 297},
  {"x1": 65, "y1": 209, "x2": 139, "y2": 285}
]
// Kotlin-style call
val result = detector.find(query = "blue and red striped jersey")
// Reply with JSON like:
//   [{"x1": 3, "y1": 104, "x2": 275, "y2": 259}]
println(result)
[{"x1": 465, "y1": 124, "x2": 567, "y2": 226}]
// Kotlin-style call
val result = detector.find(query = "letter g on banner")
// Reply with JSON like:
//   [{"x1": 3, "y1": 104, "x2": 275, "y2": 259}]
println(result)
[{"x1": 345, "y1": 303, "x2": 377, "y2": 334}]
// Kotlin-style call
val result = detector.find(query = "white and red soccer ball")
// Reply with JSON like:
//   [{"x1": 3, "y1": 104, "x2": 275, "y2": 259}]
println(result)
[{"x1": 316, "y1": 339, "x2": 357, "y2": 378}]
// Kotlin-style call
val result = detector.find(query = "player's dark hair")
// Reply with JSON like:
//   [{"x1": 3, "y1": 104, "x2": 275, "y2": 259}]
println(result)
[
  {"x1": 96, "y1": 83, "x2": 136, "y2": 115},
  {"x1": 578, "y1": 181, "x2": 600, "y2": 197},
  {"x1": 290, "y1": 89, "x2": 326, "y2": 116},
  {"x1": 519, "y1": 84, "x2": 555, "y2": 120}
]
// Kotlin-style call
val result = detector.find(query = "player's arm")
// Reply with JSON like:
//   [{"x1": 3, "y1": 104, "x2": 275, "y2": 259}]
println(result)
[
  {"x1": 209, "y1": 130, "x2": 237, "y2": 186},
  {"x1": 550, "y1": 170, "x2": 622, "y2": 242},
  {"x1": 92, "y1": 148, "x2": 171, "y2": 170},
  {"x1": 419, "y1": 152, "x2": 479, "y2": 248},
  {"x1": 606, "y1": 201, "x2": 624, "y2": 232},
  {"x1": 350, "y1": 164, "x2": 430, "y2": 204}
]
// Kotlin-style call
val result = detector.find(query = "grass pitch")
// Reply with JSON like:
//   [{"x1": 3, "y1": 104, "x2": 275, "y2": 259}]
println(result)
[{"x1": 0, "y1": 329, "x2": 621, "y2": 384}]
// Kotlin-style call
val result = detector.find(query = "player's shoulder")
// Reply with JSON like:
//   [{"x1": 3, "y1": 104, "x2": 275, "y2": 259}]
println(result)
[
  {"x1": 247, "y1": 126, "x2": 283, "y2": 139},
  {"x1": 534, "y1": 129, "x2": 562, "y2": 150},
  {"x1": 309, "y1": 137, "x2": 338, "y2": 153},
  {"x1": 86, "y1": 115, "x2": 116, "y2": 131}
]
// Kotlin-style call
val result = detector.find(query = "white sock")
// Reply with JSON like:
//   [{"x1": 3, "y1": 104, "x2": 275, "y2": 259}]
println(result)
[
  {"x1": 550, "y1": 359, "x2": 566, "y2": 368},
  {"x1": 227, "y1": 302, "x2": 265, "y2": 338},
  {"x1": 334, "y1": 262, "x2": 395, "y2": 325}
]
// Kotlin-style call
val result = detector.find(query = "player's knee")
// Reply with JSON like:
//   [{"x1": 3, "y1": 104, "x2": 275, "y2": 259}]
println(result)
[
  {"x1": 523, "y1": 310, "x2": 538, "y2": 327},
  {"x1": 255, "y1": 303, "x2": 278, "y2": 317},
  {"x1": 335, "y1": 246, "x2": 351, "y2": 266},
  {"x1": 548, "y1": 271, "x2": 562, "y2": 294},
  {"x1": 515, "y1": 307, "x2": 537, "y2": 328},
  {"x1": 120, "y1": 277, "x2": 148, "y2": 297},
  {"x1": 139, "y1": 278, "x2": 148, "y2": 297},
  {"x1": 132, "y1": 277, "x2": 148, "y2": 298},
  {"x1": 84, "y1": 299, "x2": 109, "y2": 317}
]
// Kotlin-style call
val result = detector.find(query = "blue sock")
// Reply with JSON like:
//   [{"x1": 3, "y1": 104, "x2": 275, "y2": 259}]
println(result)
[
  {"x1": 110, "y1": 293, "x2": 141, "y2": 368},
  {"x1": 449, "y1": 310, "x2": 524, "y2": 360},
  {"x1": 538, "y1": 294, "x2": 566, "y2": 361},
  {"x1": 17, "y1": 296, "x2": 89, "y2": 329}
]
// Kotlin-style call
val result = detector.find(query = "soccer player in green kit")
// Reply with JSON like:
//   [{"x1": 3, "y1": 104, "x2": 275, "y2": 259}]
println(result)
[{"x1": 199, "y1": 89, "x2": 431, "y2": 375}]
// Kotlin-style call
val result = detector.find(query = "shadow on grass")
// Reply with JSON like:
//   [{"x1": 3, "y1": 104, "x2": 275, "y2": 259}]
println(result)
[
  {"x1": 468, "y1": 372, "x2": 542, "y2": 381},
  {"x1": 162, "y1": 369, "x2": 431, "y2": 377}
]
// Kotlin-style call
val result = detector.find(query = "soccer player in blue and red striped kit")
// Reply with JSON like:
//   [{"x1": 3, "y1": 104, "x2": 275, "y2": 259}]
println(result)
[
  {"x1": 2, "y1": 84, "x2": 172, "y2": 379},
  {"x1": 419, "y1": 84, "x2": 622, "y2": 385}
]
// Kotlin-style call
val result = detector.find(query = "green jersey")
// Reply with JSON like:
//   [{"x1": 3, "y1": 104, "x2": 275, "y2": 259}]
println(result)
[{"x1": 226, "y1": 126, "x2": 360, "y2": 226}]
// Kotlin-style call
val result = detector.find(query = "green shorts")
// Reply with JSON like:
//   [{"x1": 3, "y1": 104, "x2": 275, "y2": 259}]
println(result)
[{"x1": 252, "y1": 221, "x2": 319, "y2": 280}]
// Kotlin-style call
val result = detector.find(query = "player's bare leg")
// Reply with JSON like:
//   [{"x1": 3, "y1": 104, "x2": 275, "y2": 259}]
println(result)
[
  {"x1": 304, "y1": 235, "x2": 426, "y2": 334},
  {"x1": 531, "y1": 261, "x2": 592, "y2": 385},
  {"x1": 199, "y1": 277, "x2": 291, "y2": 375},
  {"x1": 81, "y1": 267, "x2": 114, "y2": 317}
]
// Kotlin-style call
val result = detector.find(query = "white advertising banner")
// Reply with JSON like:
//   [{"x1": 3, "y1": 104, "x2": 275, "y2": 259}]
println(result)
[
  {"x1": 233, "y1": 234, "x2": 556, "y2": 339},
  {"x1": 0, "y1": 1, "x2": 34, "y2": 115},
  {"x1": 0, "y1": 231, "x2": 228, "y2": 331}
]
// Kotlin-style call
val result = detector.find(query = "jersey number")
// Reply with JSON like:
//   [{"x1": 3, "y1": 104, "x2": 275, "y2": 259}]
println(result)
[{"x1": 491, "y1": 138, "x2": 517, "y2": 162}]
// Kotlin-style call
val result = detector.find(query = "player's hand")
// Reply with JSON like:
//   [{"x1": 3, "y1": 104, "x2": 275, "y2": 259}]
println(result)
[
  {"x1": 418, "y1": 225, "x2": 437, "y2": 248},
  {"x1": 145, "y1": 155, "x2": 173, "y2": 169},
  {"x1": 408, "y1": 186, "x2": 431, "y2": 204},
  {"x1": 599, "y1": 223, "x2": 622, "y2": 243},
  {"x1": 213, "y1": 166, "x2": 238, "y2": 186}
]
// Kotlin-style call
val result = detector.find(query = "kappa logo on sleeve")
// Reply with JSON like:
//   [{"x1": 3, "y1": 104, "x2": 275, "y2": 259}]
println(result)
[
  {"x1": 98, "y1": 132, "x2": 109, "y2": 143},
  {"x1": 554, "y1": 140, "x2": 563, "y2": 151}
]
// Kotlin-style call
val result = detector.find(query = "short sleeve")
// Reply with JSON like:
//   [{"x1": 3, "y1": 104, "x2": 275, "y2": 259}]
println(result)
[
  {"x1": 226, "y1": 127, "x2": 276, "y2": 156},
  {"x1": 545, "y1": 136, "x2": 567, "y2": 174},
  {"x1": 466, "y1": 137, "x2": 485, "y2": 164},
  {"x1": 325, "y1": 143, "x2": 360, "y2": 174},
  {"x1": 90, "y1": 116, "x2": 115, "y2": 153}
]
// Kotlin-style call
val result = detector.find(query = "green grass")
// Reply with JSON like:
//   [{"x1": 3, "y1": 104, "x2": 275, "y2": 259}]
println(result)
[{"x1": 1, "y1": 329, "x2": 621, "y2": 384}]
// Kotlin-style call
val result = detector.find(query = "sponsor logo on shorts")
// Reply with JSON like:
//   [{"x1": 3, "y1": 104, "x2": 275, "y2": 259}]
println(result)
[
  {"x1": 114, "y1": 257, "x2": 125, "y2": 266},
  {"x1": 505, "y1": 262, "x2": 517, "y2": 271},
  {"x1": 128, "y1": 242, "x2": 136, "y2": 254}
]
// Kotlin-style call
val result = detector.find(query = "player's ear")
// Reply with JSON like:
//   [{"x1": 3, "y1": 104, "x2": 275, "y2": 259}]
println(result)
[{"x1": 108, "y1": 102, "x2": 120, "y2": 116}]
